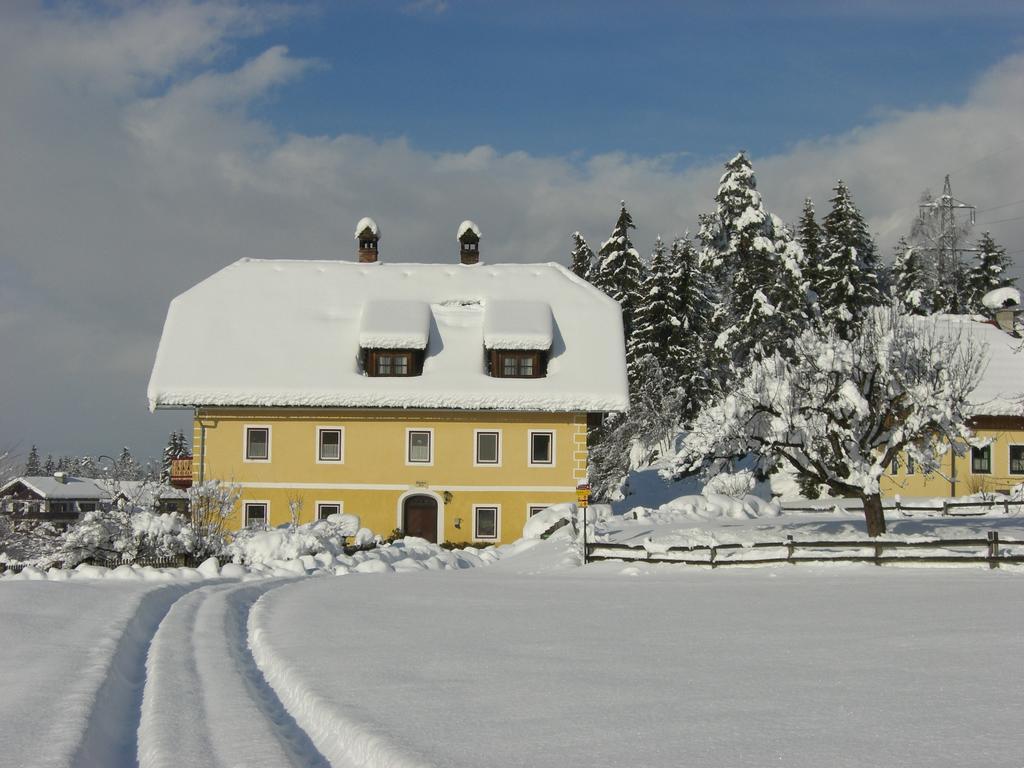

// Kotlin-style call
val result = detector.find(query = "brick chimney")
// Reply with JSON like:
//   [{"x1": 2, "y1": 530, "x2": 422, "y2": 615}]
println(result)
[
  {"x1": 458, "y1": 220, "x2": 481, "y2": 265},
  {"x1": 355, "y1": 217, "x2": 380, "y2": 263}
]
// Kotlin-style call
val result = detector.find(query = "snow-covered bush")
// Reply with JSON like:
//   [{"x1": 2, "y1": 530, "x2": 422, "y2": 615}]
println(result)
[
  {"x1": 702, "y1": 470, "x2": 755, "y2": 500},
  {"x1": 59, "y1": 508, "x2": 195, "y2": 567},
  {"x1": 225, "y1": 516, "x2": 364, "y2": 566},
  {"x1": 187, "y1": 480, "x2": 241, "y2": 558}
]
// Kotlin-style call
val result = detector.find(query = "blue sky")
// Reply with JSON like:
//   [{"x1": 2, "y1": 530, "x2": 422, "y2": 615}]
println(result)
[{"x1": 242, "y1": 1, "x2": 1024, "y2": 161}]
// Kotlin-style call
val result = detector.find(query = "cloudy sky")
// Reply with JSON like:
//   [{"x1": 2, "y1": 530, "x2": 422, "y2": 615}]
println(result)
[{"x1": 2, "y1": 1, "x2": 1024, "y2": 462}]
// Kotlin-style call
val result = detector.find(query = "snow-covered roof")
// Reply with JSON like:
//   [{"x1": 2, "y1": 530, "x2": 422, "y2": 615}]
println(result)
[
  {"x1": 99, "y1": 480, "x2": 189, "y2": 506},
  {"x1": 457, "y1": 220, "x2": 481, "y2": 239},
  {"x1": 981, "y1": 286, "x2": 1020, "y2": 310},
  {"x1": 483, "y1": 301, "x2": 553, "y2": 350},
  {"x1": 148, "y1": 260, "x2": 629, "y2": 412},
  {"x1": 927, "y1": 315, "x2": 1024, "y2": 417},
  {"x1": 358, "y1": 300, "x2": 431, "y2": 350},
  {"x1": 354, "y1": 217, "x2": 379, "y2": 239},
  {"x1": 0, "y1": 476, "x2": 111, "y2": 501}
]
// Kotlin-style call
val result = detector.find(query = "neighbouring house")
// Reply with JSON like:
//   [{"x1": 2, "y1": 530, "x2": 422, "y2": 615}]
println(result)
[
  {"x1": 102, "y1": 481, "x2": 191, "y2": 515},
  {"x1": 0, "y1": 473, "x2": 110, "y2": 529},
  {"x1": 881, "y1": 289, "x2": 1024, "y2": 499},
  {"x1": 147, "y1": 219, "x2": 629, "y2": 543}
]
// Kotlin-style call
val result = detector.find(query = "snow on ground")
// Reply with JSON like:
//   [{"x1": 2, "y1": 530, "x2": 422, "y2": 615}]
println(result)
[{"x1": 250, "y1": 540, "x2": 1024, "y2": 768}]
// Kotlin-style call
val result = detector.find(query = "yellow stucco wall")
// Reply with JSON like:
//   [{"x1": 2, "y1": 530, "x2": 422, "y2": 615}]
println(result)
[
  {"x1": 192, "y1": 408, "x2": 588, "y2": 543},
  {"x1": 881, "y1": 425, "x2": 1024, "y2": 498}
]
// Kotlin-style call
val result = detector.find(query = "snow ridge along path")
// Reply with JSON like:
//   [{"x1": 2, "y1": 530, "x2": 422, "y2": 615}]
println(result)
[{"x1": 138, "y1": 579, "x2": 332, "y2": 768}]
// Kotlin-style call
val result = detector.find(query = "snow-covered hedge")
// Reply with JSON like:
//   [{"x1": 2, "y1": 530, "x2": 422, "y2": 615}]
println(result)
[
  {"x1": 225, "y1": 515, "x2": 369, "y2": 566},
  {"x1": 60, "y1": 508, "x2": 196, "y2": 567}
]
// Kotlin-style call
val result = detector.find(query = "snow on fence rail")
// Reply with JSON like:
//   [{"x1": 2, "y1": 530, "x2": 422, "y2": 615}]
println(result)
[
  {"x1": 783, "y1": 499, "x2": 1024, "y2": 517},
  {"x1": 585, "y1": 532, "x2": 1024, "y2": 568}
]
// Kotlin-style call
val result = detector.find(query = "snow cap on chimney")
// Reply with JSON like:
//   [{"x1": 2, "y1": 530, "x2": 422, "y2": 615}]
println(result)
[
  {"x1": 355, "y1": 217, "x2": 380, "y2": 263},
  {"x1": 458, "y1": 220, "x2": 481, "y2": 265}
]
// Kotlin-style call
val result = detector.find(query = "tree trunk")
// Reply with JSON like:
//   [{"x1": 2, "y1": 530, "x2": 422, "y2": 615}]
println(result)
[{"x1": 863, "y1": 493, "x2": 887, "y2": 537}]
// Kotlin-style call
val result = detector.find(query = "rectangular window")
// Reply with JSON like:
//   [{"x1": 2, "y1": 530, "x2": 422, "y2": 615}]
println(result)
[
  {"x1": 374, "y1": 352, "x2": 411, "y2": 377},
  {"x1": 971, "y1": 445, "x2": 991, "y2": 474},
  {"x1": 317, "y1": 428, "x2": 344, "y2": 462},
  {"x1": 408, "y1": 430, "x2": 433, "y2": 464},
  {"x1": 493, "y1": 351, "x2": 543, "y2": 379},
  {"x1": 528, "y1": 505, "x2": 549, "y2": 518},
  {"x1": 50, "y1": 502, "x2": 69, "y2": 516},
  {"x1": 78, "y1": 502, "x2": 96, "y2": 513},
  {"x1": 474, "y1": 506, "x2": 499, "y2": 540},
  {"x1": 906, "y1": 454, "x2": 915, "y2": 475},
  {"x1": 475, "y1": 431, "x2": 500, "y2": 465},
  {"x1": 1010, "y1": 445, "x2": 1024, "y2": 475},
  {"x1": 529, "y1": 431, "x2": 554, "y2": 465},
  {"x1": 245, "y1": 502, "x2": 268, "y2": 527},
  {"x1": 317, "y1": 502, "x2": 342, "y2": 521},
  {"x1": 245, "y1": 427, "x2": 270, "y2": 461},
  {"x1": 890, "y1": 454, "x2": 900, "y2": 474}
]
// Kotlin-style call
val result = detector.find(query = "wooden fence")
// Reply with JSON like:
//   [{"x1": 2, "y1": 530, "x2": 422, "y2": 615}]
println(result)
[
  {"x1": 585, "y1": 532, "x2": 1024, "y2": 568},
  {"x1": 784, "y1": 499, "x2": 1024, "y2": 517}
]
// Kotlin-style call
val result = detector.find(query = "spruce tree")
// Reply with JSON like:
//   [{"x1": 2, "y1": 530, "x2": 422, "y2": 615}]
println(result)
[
  {"x1": 43, "y1": 455, "x2": 55, "y2": 474},
  {"x1": 966, "y1": 232, "x2": 1015, "y2": 313},
  {"x1": 819, "y1": 180, "x2": 882, "y2": 337},
  {"x1": 669, "y1": 235, "x2": 715, "y2": 420},
  {"x1": 697, "y1": 152, "x2": 808, "y2": 370},
  {"x1": 24, "y1": 446, "x2": 42, "y2": 476},
  {"x1": 569, "y1": 231, "x2": 595, "y2": 282},
  {"x1": 890, "y1": 236, "x2": 929, "y2": 315},
  {"x1": 631, "y1": 237, "x2": 675, "y2": 374},
  {"x1": 592, "y1": 201, "x2": 647, "y2": 387},
  {"x1": 796, "y1": 198, "x2": 824, "y2": 317}
]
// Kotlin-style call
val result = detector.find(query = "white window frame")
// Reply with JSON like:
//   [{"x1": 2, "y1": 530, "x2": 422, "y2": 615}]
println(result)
[
  {"x1": 527, "y1": 503, "x2": 550, "y2": 518},
  {"x1": 243, "y1": 424, "x2": 272, "y2": 463},
  {"x1": 970, "y1": 444, "x2": 992, "y2": 475},
  {"x1": 315, "y1": 426, "x2": 346, "y2": 464},
  {"x1": 528, "y1": 430, "x2": 556, "y2": 467},
  {"x1": 244, "y1": 501, "x2": 270, "y2": 528},
  {"x1": 405, "y1": 428, "x2": 435, "y2": 466},
  {"x1": 1009, "y1": 444, "x2": 1024, "y2": 476},
  {"x1": 472, "y1": 504, "x2": 500, "y2": 541},
  {"x1": 473, "y1": 429, "x2": 502, "y2": 467},
  {"x1": 316, "y1": 500, "x2": 344, "y2": 521}
]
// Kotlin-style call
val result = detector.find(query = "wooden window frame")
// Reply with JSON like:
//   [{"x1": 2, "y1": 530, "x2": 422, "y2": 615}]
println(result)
[
  {"x1": 488, "y1": 350, "x2": 546, "y2": 379},
  {"x1": 243, "y1": 425, "x2": 271, "y2": 463},
  {"x1": 472, "y1": 504, "x2": 500, "y2": 541},
  {"x1": 244, "y1": 501, "x2": 269, "y2": 528},
  {"x1": 316, "y1": 427, "x2": 345, "y2": 464},
  {"x1": 1009, "y1": 444, "x2": 1024, "y2": 475},
  {"x1": 406, "y1": 428, "x2": 434, "y2": 466},
  {"x1": 528, "y1": 430, "x2": 555, "y2": 467},
  {"x1": 364, "y1": 349, "x2": 424, "y2": 377},
  {"x1": 971, "y1": 445, "x2": 992, "y2": 475},
  {"x1": 474, "y1": 429, "x2": 502, "y2": 467}
]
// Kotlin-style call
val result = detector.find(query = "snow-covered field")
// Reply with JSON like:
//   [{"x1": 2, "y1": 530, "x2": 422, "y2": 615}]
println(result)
[{"x1": 1, "y1": 524, "x2": 1022, "y2": 768}]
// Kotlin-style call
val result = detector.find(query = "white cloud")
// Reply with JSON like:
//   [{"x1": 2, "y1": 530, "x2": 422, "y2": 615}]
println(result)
[{"x1": 1, "y1": 2, "x2": 1023, "y2": 457}]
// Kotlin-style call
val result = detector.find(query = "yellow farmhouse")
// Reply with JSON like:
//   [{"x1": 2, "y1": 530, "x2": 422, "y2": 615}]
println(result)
[
  {"x1": 881, "y1": 304, "x2": 1024, "y2": 500},
  {"x1": 147, "y1": 220, "x2": 629, "y2": 543}
]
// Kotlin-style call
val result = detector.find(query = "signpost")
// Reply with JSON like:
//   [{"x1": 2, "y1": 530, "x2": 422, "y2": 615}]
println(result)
[{"x1": 576, "y1": 483, "x2": 591, "y2": 564}]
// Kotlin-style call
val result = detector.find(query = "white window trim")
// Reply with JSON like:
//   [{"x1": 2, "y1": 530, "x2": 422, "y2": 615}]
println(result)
[
  {"x1": 527, "y1": 430, "x2": 556, "y2": 467},
  {"x1": 472, "y1": 503, "x2": 501, "y2": 541},
  {"x1": 405, "y1": 427, "x2": 435, "y2": 466},
  {"x1": 315, "y1": 426, "x2": 346, "y2": 464},
  {"x1": 244, "y1": 500, "x2": 270, "y2": 527},
  {"x1": 527, "y1": 503, "x2": 551, "y2": 518},
  {"x1": 243, "y1": 424, "x2": 272, "y2": 463},
  {"x1": 316, "y1": 500, "x2": 344, "y2": 521},
  {"x1": 473, "y1": 428, "x2": 503, "y2": 467},
  {"x1": 970, "y1": 443, "x2": 992, "y2": 475},
  {"x1": 1009, "y1": 444, "x2": 1024, "y2": 476}
]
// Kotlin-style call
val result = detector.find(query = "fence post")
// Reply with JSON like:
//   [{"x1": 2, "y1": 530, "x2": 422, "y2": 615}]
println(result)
[
  {"x1": 709, "y1": 546, "x2": 717, "y2": 569},
  {"x1": 1004, "y1": 500, "x2": 1010, "y2": 516},
  {"x1": 895, "y1": 499, "x2": 902, "y2": 516},
  {"x1": 941, "y1": 500, "x2": 948, "y2": 517},
  {"x1": 874, "y1": 542, "x2": 883, "y2": 566},
  {"x1": 988, "y1": 531, "x2": 999, "y2": 569},
  {"x1": 786, "y1": 535, "x2": 794, "y2": 563}
]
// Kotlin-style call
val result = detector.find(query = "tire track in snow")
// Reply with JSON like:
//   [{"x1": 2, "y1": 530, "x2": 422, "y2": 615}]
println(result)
[
  {"x1": 138, "y1": 579, "x2": 332, "y2": 768},
  {"x1": 68, "y1": 583, "x2": 199, "y2": 768}
]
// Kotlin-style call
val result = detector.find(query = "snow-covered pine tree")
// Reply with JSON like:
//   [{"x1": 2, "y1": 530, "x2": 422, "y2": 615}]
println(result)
[
  {"x1": 569, "y1": 231, "x2": 595, "y2": 282},
  {"x1": 43, "y1": 455, "x2": 55, "y2": 474},
  {"x1": 668, "y1": 235, "x2": 715, "y2": 419},
  {"x1": 160, "y1": 431, "x2": 190, "y2": 483},
  {"x1": 24, "y1": 446, "x2": 42, "y2": 476},
  {"x1": 631, "y1": 237, "x2": 676, "y2": 374},
  {"x1": 966, "y1": 232, "x2": 1015, "y2": 313},
  {"x1": 76, "y1": 456, "x2": 97, "y2": 478},
  {"x1": 890, "y1": 236, "x2": 930, "y2": 315},
  {"x1": 818, "y1": 181, "x2": 882, "y2": 338},
  {"x1": 796, "y1": 198, "x2": 824, "y2": 318},
  {"x1": 698, "y1": 152, "x2": 808, "y2": 370},
  {"x1": 592, "y1": 201, "x2": 647, "y2": 387},
  {"x1": 115, "y1": 446, "x2": 141, "y2": 481}
]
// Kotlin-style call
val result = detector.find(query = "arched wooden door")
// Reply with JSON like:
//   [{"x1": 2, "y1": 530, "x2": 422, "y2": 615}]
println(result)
[{"x1": 403, "y1": 495, "x2": 438, "y2": 543}]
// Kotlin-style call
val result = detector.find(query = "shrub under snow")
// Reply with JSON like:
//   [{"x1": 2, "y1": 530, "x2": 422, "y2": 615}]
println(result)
[
  {"x1": 702, "y1": 470, "x2": 756, "y2": 500},
  {"x1": 226, "y1": 515, "x2": 365, "y2": 566},
  {"x1": 60, "y1": 508, "x2": 196, "y2": 567}
]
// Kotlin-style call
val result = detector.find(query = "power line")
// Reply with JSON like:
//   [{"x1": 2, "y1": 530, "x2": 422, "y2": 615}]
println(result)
[
  {"x1": 976, "y1": 197, "x2": 1024, "y2": 215},
  {"x1": 977, "y1": 212, "x2": 1024, "y2": 227}
]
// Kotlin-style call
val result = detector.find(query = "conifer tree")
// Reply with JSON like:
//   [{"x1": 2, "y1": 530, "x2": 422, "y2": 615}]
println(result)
[
  {"x1": 24, "y1": 446, "x2": 42, "y2": 476},
  {"x1": 592, "y1": 201, "x2": 647, "y2": 387},
  {"x1": 697, "y1": 152, "x2": 808, "y2": 371},
  {"x1": 631, "y1": 237, "x2": 676, "y2": 373},
  {"x1": 966, "y1": 232, "x2": 1015, "y2": 313},
  {"x1": 669, "y1": 235, "x2": 715, "y2": 419},
  {"x1": 43, "y1": 455, "x2": 55, "y2": 474},
  {"x1": 796, "y1": 198, "x2": 824, "y2": 316},
  {"x1": 115, "y1": 446, "x2": 140, "y2": 481},
  {"x1": 161, "y1": 431, "x2": 189, "y2": 484},
  {"x1": 890, "y1": 237, "x2": 929, "y2": 315},
  {"x1": 818, "y1": 180, "x2": 882, "y2": 337},
  {"x1": 569, "y1": 232, "x2": 595, "y2": 282}
]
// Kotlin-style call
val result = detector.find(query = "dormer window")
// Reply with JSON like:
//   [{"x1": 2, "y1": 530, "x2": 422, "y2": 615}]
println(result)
[
  {"x1": 493, "y1": 350, "x2": 544, "y2": 378},
  {"x1": 365, "y1": 349, "x2": 423, "y2": 377}
]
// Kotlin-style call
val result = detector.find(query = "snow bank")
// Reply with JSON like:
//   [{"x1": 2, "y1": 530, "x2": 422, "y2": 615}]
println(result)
[
  {"x1": 981, "y1": 286, "x2": 1020, "y2": 309},
  {"x1": 626, "y1": 493, "x2": 781, "y2": 523}
]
